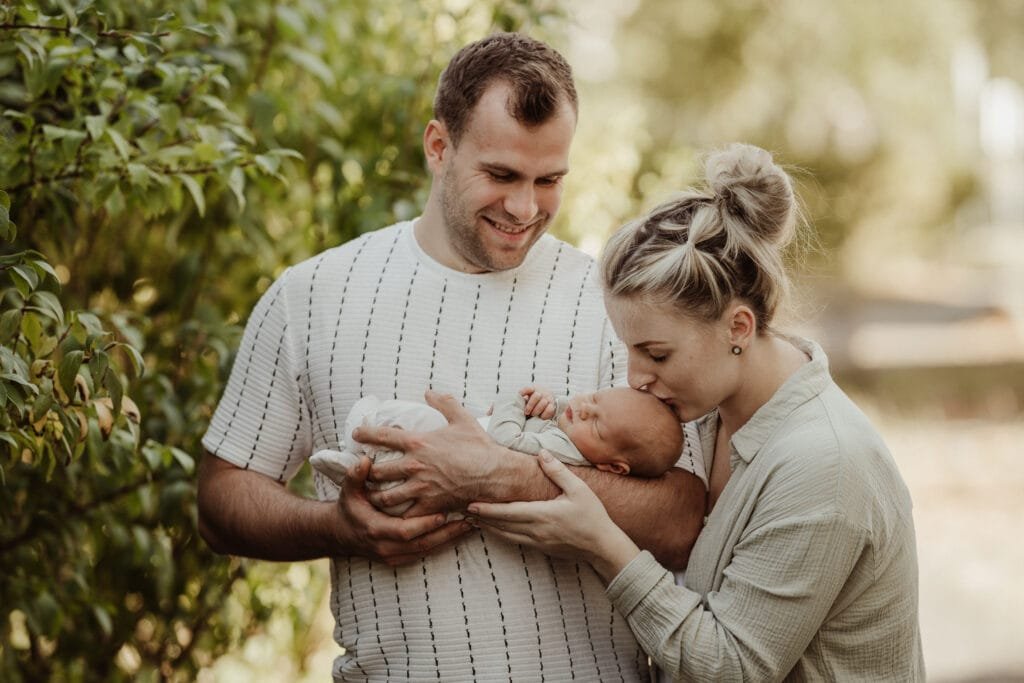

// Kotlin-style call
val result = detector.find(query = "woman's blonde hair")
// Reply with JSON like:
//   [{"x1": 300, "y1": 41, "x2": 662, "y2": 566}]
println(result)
[{"x1": 601, "y1": 143, "x2": 798, "y2": 333}]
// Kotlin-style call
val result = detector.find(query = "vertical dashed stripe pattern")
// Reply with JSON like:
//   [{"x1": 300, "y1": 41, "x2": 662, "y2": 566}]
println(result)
[{"x1": 203, "y1": 221, "x2": 650, "y2": 682}]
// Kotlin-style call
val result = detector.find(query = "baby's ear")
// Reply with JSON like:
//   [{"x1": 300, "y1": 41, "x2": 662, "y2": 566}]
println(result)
[{"x1": 595, "y1": 461, "x2": 631, "y2": 476}]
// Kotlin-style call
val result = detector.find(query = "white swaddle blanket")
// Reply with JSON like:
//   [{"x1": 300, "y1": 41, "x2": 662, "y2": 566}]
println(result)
[{"x1": 310, "y1": 395, "x2": 484, "y2": 516}]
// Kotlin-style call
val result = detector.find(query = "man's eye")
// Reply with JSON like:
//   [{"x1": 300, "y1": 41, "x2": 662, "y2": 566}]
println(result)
[
  {"x1": 536, "y1": 177, "x2": 560, "y2": 187},
  {"x1": 649, "y1": 353, "x2": 668, "y2": 363},
  {"x1": 490, "y1": 172, "x2": 512, "y2": 182}
]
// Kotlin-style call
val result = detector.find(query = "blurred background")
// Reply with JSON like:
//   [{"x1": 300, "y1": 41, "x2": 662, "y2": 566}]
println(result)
[{"x1": 2, "y1": 0, "x2": 1021, "y2": 680}]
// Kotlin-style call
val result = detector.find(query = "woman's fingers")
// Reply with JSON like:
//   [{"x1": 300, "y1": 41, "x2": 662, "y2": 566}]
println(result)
[
  {"x1": 468, "y1": 498, "x2": 552, "y2": 523},
  {"x1": 473, "y1": 522, "x2": 537, "y2": 548},
  {"x1": 536, "y1": 451, "x2": 588, "y2": 494}
]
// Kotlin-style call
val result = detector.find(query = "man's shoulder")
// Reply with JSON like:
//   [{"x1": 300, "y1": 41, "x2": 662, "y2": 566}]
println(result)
[{"x1": 283, "y1": 221, "x2": 408, "y2": 283}]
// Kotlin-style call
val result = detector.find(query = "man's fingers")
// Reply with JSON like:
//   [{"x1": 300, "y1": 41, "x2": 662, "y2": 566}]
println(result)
[
  {"x1": 369, "y1": 457, "x2": 414, "y2": 484},
  {"x1": 352, "y1": 424, "x2": 412, "y2": 450},
  {"x1": 424, "y1": 389, "x2": 475, "y2": 426},
  {"x1": 377, "y1": 519, "x2": 472, "y2": 560},
  {"x1": 341, "y1": 456, "x2": 371, "y2": 493},
  {"x1": 365, "y1": 482, "x2": 417, "y2": 511},
  {"x1": 376, "y1": 511, "x2": 452, "y2": 542}
]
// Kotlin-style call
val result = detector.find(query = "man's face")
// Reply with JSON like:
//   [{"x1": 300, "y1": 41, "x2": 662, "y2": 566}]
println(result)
[{"x1": 436, "y1": 83, "x2": 575, "y2": 273}]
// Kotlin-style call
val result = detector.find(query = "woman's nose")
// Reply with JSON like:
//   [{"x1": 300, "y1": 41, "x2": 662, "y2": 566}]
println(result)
[{"x1": 627, "y1": 365, "x2": 654, "y2": 391}]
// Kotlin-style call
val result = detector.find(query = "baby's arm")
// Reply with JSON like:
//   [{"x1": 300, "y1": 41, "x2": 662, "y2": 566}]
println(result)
[{"x1": 488, "y1": 394, "x2": 588, "y2": 465}]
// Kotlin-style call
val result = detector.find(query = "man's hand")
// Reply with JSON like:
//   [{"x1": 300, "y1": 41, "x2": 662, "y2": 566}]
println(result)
[
  {"x1": 333, "y1": 455, "x2": 472, "y2": 565},
  {"x1": 353, "y1": 390, "x2": 506, "y2": 516},
  {"x1": 519, "y1": 385, "x2": 557, "y2": 419}
]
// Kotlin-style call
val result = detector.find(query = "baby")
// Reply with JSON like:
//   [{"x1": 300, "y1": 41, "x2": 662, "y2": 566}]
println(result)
[
  {"x1": 310, "y1": 386, "x2": 683, "y2": 514},
  {"x1": 488, "y1": 385, "x2": 684, "y2": 477}
]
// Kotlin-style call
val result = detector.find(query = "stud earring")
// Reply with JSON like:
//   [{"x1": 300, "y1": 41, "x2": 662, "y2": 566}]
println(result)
[{"x1": 731, "y1": 345, "x2": 742, "y2": 355}]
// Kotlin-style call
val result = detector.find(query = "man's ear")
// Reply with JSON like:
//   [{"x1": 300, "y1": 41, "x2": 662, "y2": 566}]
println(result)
[
  {"x1": 726, "y1": 302, "x2": 756, "y2": 350},
  {"x1": 595, "y1": 461, "x2": 630, "y2": 476},
  {"x1": 423, "y1": 120, "x2": 449, "y2": 173}
]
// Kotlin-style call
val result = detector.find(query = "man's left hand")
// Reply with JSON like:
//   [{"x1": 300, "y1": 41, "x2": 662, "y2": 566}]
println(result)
[{"x1": 353, "y1": 390, "x2": 503, "y2": 516}]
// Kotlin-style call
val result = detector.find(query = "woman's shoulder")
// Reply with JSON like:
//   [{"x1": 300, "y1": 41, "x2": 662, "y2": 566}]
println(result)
[{"x1": 757, "y1": 386, "x2": 911, "y2": 525}]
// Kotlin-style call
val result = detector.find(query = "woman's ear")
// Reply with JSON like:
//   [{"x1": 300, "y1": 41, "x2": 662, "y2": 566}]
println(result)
[
  {"x1": 423, "y1": 120, "x2": 449, "y2": 173},
  {"x1": 727, "y1": 303, "x2": 756, "y2": 350}
]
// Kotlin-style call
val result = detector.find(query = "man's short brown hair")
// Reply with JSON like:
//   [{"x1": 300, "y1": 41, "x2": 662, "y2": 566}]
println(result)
[{"x1": 434, "y1": 32, "x2": 577, "y2": 146}]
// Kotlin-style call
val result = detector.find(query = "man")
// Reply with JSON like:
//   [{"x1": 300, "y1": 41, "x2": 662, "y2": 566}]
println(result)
[{"x1": 198, "y1": 32, "x2": 704, "y2": 681}]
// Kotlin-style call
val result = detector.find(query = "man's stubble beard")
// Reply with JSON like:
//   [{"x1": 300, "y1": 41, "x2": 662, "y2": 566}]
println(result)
[{"x1": 440, "y1": 165, "x2": 547, "y2": 273}]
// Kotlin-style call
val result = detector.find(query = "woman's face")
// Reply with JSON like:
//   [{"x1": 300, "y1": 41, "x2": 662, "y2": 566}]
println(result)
[{"x1": 604, "y1": 294, "x2": 740, "y2": 422}]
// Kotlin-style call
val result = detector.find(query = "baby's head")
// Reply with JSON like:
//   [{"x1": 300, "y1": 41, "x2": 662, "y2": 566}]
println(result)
[{"x1": 557, "y1": 387, "x2": 683, "y2": 477}]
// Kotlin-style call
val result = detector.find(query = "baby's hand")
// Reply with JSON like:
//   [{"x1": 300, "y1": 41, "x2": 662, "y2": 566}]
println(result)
[{"x1": 519, "y1": 386, "x2": 557, "y2": 420}]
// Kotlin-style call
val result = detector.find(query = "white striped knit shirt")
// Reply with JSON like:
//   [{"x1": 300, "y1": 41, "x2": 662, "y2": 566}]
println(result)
[{"x1": 203, "y1": 220, "x2": 658, "y2": 681}]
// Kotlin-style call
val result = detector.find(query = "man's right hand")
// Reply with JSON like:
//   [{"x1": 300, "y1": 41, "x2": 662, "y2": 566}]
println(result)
[
  {"x1": 333, "y1": 456, "x2": 471, "y2": 566},
  {"x1": 196, "y1": 451, "x2": 470, "y2": 565}
]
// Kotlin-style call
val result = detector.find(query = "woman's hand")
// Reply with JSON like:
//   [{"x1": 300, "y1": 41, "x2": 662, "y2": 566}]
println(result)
[{"x1": 468, "y1": 451, "x2": 641, "y2": 583}]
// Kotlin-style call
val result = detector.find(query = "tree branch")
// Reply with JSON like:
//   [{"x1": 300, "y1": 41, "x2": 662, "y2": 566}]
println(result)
[{"x1": 0, "y1": 23, "x2": 170, "y2": 40}]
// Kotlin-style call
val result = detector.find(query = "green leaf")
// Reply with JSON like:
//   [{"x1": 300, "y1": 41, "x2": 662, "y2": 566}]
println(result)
[
  {"x1": 0, "y1": 190, "x2": 10, "y2": 210},
  {"x1": 29, "y1": 291, "x2": 64, "y2": 326},
  {"x1": 28, "y1": 257, "x2": 59, "y2": 284},
  {"x1": 185, "y1": 23, "x2": 220, "y2": 37},
  {"x1": 106, "y1": 128, "x2": 131, "y2": 162},
  {"x1": 171, "y1": 447, "x2": 195, "y2": 474},
  {"x1": 0, "y1": 309, "x2": 21, "y2": 344},
  {"x1": 31, "y1": 388, "x2": 53, "y2": 423},
  {"x1": 177, "y1": 174, "x2": 205, "y2": 217},
  {"x1": 0, "y1": 431, "x2": 16, "y2": 450},
  {"x1": 59, "y1": 350, "x2": 84, "y2": 398},
  {"x1": 92, "y1": 605, "x2": 113, "y2": 638},
  {"x1": 282, "y1": 47, "x2": 336, "y2": 86},
  {"x1": 76, "y1": 312, "x2": 105, "y2": 337},
  {"x1": 193, "y1": 141, "x2": 219, "y2": 163},
  {"x1": 69, "y1": 26, "x2": 97, "y2": 47},
  {"x1": 0, "y1": 205, "x2": 14, "y2": 242},
  {"x1": 11, "y1": 264, "x2": 39, "y2": 296},
  {"x1": 85, "y1": 114, "x2": 105, "y2": 141},
  {"x1": 105, "y1": 370, "x2": 122, "y2": 420},
  {"x1": 254, "y1": 154, "x2": 280, "y2": 176},
  {"x1": 267, "y1": 147, "x2": 304, "y2": 161},
  {"x1": 88, "y1": 351, "x2": 108, "y2": 389},
  {"x1": 228, "y1": 166, "x2": 246, "y2": 211},
  {"x1": 122, "y1": 344, "x2": 144, "y2": 378}
]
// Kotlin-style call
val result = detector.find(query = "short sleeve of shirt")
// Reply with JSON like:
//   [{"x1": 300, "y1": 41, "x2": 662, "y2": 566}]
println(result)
[{"x1": 202, "y1": 270, "x2": 311, "y2": 482}]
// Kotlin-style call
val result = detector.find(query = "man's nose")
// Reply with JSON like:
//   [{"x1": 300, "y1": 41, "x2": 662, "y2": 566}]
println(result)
[{"x1": 503, "y1": 183, "x2": 538, "y2": 224}]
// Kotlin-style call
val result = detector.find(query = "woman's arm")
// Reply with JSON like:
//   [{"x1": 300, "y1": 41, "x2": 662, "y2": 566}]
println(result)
[{"x1": 470, "y1": 452, "x2": 870, "y2": 680}]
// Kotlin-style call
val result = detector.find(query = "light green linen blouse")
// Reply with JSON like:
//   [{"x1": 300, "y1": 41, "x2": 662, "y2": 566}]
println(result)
[{"x1": 606, "y1": 338, "x2": 925, "y2": 681}]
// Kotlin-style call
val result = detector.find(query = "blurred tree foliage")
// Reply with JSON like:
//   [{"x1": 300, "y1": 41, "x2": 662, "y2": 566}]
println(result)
[
  {"x1": 559, "y1": 0, "x2": 989, "y2": 272},
  {"x1": 0, "y1": 0, "x2": 562, "y2": 679}
]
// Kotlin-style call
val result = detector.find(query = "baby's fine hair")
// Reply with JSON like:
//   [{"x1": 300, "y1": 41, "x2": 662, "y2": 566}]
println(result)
[
  {"x1": 618, "y1": 407, "x2": 683, "y2": 478},
  {"x1": 601, "y1": 143, "x2": 798, "y2": 333}
]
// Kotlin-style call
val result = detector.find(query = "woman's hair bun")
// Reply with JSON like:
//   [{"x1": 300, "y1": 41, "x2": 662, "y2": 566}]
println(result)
[{"x1": 704, "y1": 143, "x2": 795, "y2": 246}]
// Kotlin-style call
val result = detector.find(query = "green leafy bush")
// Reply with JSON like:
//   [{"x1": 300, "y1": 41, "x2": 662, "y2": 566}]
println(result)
[{"x1": 1, "y1": 0, "x2": 560, "y2": 679}]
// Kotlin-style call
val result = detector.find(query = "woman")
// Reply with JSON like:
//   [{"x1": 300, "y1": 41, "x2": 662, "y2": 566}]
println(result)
[{"x1": 468, "y1": 144, "x2": 924, "y2": 681}]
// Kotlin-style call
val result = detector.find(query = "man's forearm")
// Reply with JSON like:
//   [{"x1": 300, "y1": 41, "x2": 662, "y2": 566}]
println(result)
[
  {"x1": 197, "y1": 452, "x2": 341, "y2": 561},
  {"x1": 485, "y1": 453, "x2": 704, "y2": 569}
]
